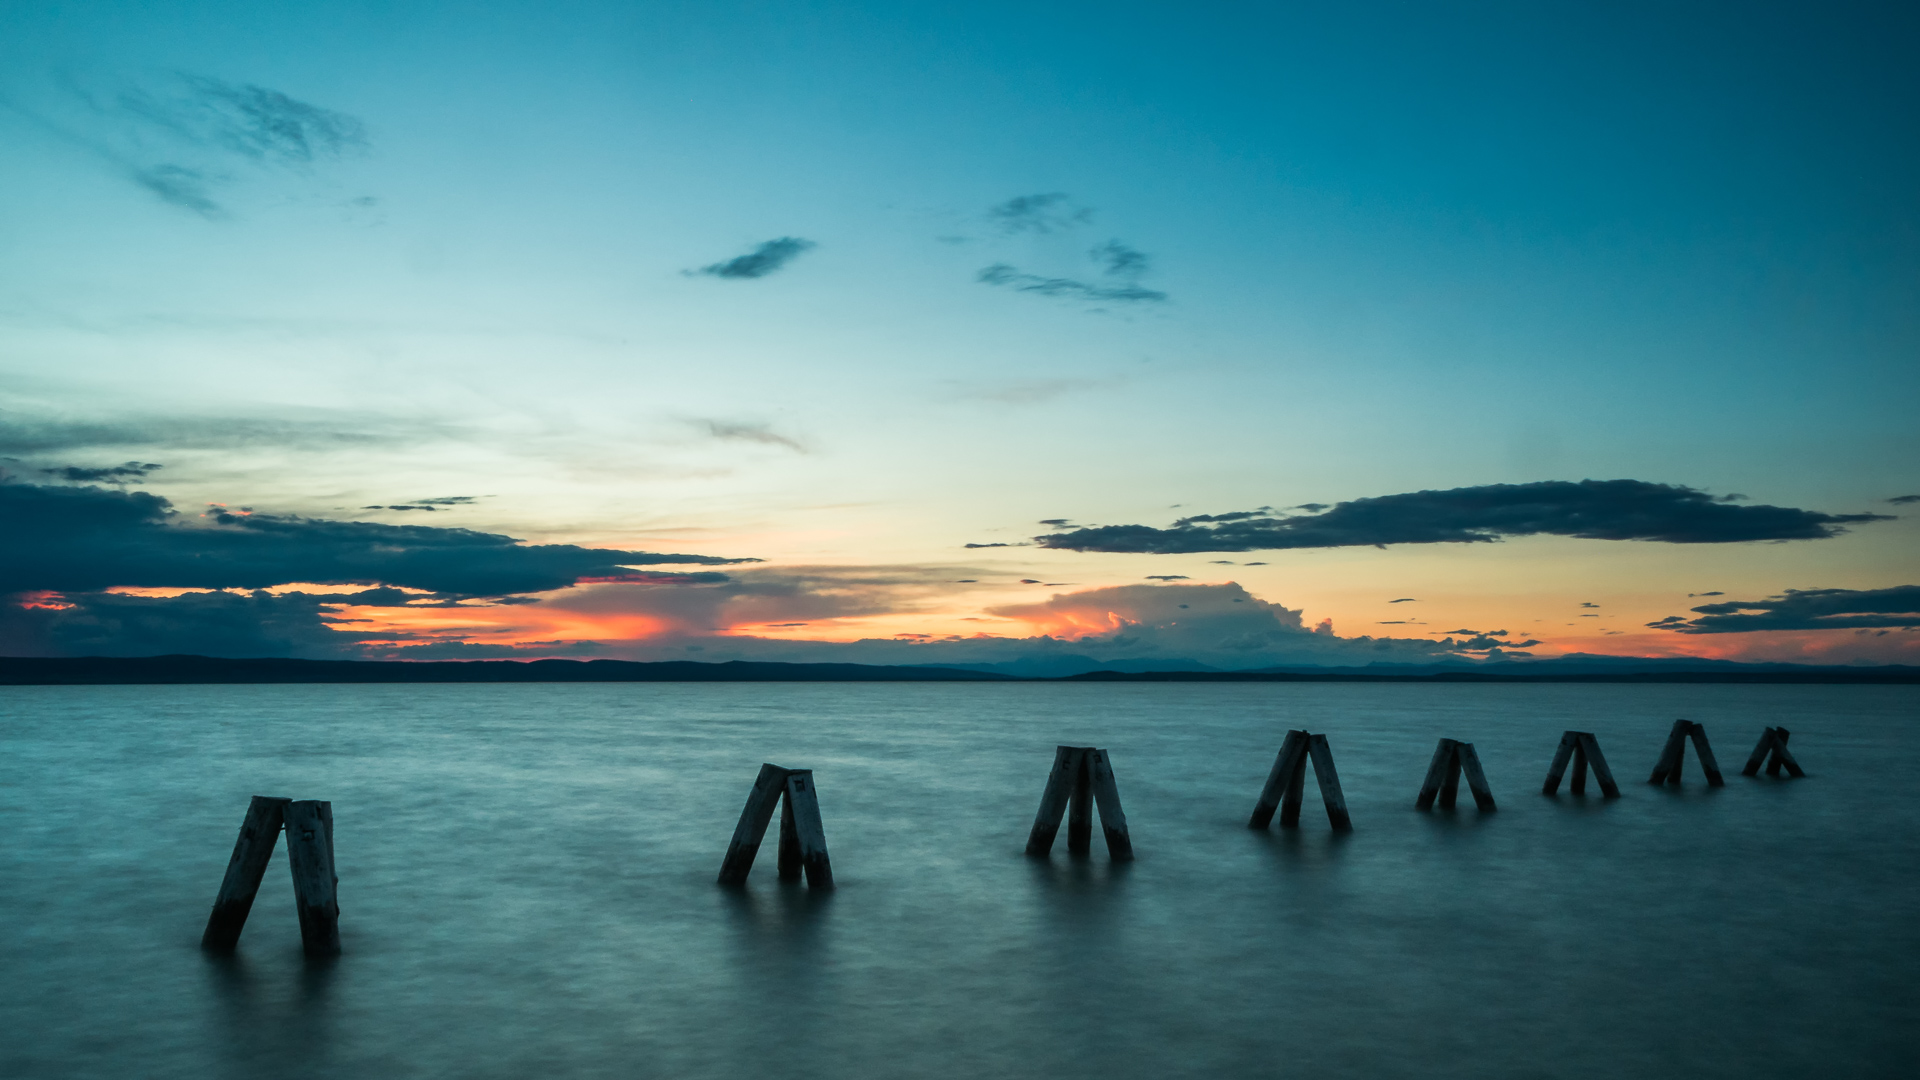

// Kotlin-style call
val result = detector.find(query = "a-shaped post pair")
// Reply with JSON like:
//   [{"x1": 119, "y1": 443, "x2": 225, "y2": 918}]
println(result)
[
  {"x1": 717, "y1": 764, "x2": 834, "y2": 888},
  {"x1": 1249, "y1": 730, "x2": 1351, "y2": 830},
  {"x1": 1743, "y1": 727, "x2": 1805, "y2": 778},
  {"x1": 1026, "y1": 746, "x2": 1133, "y2": 860},
  {"x1": 202, "y1": 795, "x2": 340, "y2": 956},
  {"x1": 1542, "y1": 731, "x2": 1621, "y2": 797},
  {"x1": 1648, "y1": 720, "x2": 1725, "y2": 787},
  {"x1": 1416, "y1": 739, "x2": 1496, "y2": 810}
]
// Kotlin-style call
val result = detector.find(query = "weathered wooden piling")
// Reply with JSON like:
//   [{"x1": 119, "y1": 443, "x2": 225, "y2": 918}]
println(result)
[
  {"x1": 284, "y1": 800, "x2": 340, "y2": 956},
  {"x1": 1249, "y1": 730, "x2": 1351, "y2": 830},
  {"x1": 1416, "y1": 738, "x2": 1496, "y2": 810},
  {"x1": 1027, "y1": 745, "x2": 1133, "y2": 860},
  {"x1": 1648, "y1": 720, "x2": 1725, "y2": 787},
  {"x1": 718, "y1": 763, "x2": 833, "y2": 887},
  {"x1": 1742, "y1": 727, "x2": 1806, "y2": 778},
  {"x1": 201, "y1": 795, "x2": 291, "y2": 951},
  {"x1": 1542, "y1": 731, "x2": 1621, "y2": 798}
]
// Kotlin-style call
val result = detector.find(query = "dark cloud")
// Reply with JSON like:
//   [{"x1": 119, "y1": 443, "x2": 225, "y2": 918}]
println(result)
[
  {"x1": 41, "y1": 461, "x2": 162, "y2": 482},
  {"x1": 417, "y1": 496, "x2": 478, "y2": 506},
  {"x1": 1580, "y1": 602, "x2": 1599, "y2": 608},
  {"x1": 964, "y1": 542, "x2": 1015, "y2": 548},
  {"x1": 1090, "y1": 239, "x2": 1150, "y2": 277},
  {"x1": 0, "y1": 411, "x2": 419, "y2": 455},
  {"x1": 0, "y1": 482, "x2": 751, "y2": 597},
  {"x1": 988, "y1": 193, "x2": 1091, "y2": 234},
  {"x1": 695, "y1": 419, "x2": 806, "y2": 451},
  {"x1": 1653, "y1": 585, "x2": 1920, "y2": 634},
  {"x1": 1688, "y1": 591, "x2": 1725, "y2": 597},
  {"x1": 1145, "y1": 575, "x2": 1189, "y2": 581},
  {"x1": 1389, "y1": 597, "x2": 1418, "y2": 603},
  {"x1": 1889, "y1": 494, "x2": 1920, "y2": 505},
  {"x1": 1036, "y1": 480, "x2": 1891, "y2": 553},
  {"x1": 0, "y1": 588, "x2": 382, "y2": 659},
  {"x1": 692, "y1": 238, "x2": 816, "y2": 279},
  {"x1": 976, "y1": 263, "x2": 1167, "y2": 304},
  {"x1": 1039, "y1": 519, "x2": 1071, "y2": 528}
]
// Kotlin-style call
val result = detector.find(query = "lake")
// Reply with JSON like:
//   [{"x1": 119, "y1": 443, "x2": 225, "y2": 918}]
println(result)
[{"x1": 1, "y1": 682, "x2": 1914, "y2": 1079}]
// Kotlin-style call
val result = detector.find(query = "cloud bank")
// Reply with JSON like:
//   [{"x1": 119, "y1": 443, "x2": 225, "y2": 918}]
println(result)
[
  {"x1": 0, "y1": 482, "x2": 750, "y2": 597},
  {"x1": 1650, "y1": 585, "x2": 1920, "y2": 634},
  {"x1": 1036, "y1": 480, "x2": 1891, "y2": 553}
]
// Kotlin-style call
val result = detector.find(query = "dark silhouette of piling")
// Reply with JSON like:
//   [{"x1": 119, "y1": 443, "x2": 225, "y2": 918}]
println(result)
[
  {"x1": 1027, "y1": 746, "x2": 1133, "y2": 860},
  {"x1": 201, "y1": 795, "x2": 291, "y2": 951},
  {"x1": 1249, "y1": 730, "x2": 1351, "y2": 830},
  {"x1": 1648, "y1": 720, "x2": 1725, "y2": 786},
  {"x1": 284, "y1": 800, "x2": 340, "y2": 956},
  {"x1": 1542, "y1": 731, "x2": 1620, "y2": 797},
  {"x1": 719, "y1": 763, "x2": 833, "y2": 887},
  {"x1": 1417, "y1": 738, "x2": 1496, "y2": 810},
  {"x1": 202, "y1": 796, "x2": 337, "y2": 955},
  {"x1": 1742, "y1": 727, "x2": 1805, "y2": 778}
]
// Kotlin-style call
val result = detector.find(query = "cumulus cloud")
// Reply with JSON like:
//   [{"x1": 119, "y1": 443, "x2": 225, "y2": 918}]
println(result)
[
  {"x1": 988, "y1": 193, "x2": 1092, "y2": 234},
  {"x1": 691, "y1": 237, "x2": 817, "y2": 279},
  {"x1": 1035, "y1": 480, "x2": 1891, "y2": 553},
  {"x1": 0, "y1": 588, "x2": 383, "y2": 659},
  {"x1": 0, "y1": 482, "x2": 750, "y2": 597},
  {"x1": 1651, "y1": 585, "x2": 1920, "y2": 634}
]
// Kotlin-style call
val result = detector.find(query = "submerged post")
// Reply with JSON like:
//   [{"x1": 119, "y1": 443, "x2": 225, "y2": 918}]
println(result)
[
  {"x1": 1542, "y1": 731, "x2": 1621, "y2": 798},
  {"x1": 1249, "y1": 730, "x2": 1351, "y2": 830},
  {"x1": 1417, "y1": 738, "x2": 1495, "y2": 811},
  {"x1": 719, "y1": 763, "x2": 833, "y2": 888},
  {"x1": 1649, "y1": 720, "x2": 1725, "y2": 787},
  {"x1": 1742, "y1": 727, "x2": 1806, "y2": 778},
  {"x1": 201, "y1": 795, "x2": 291, "y2": 951},
  {"x1": 284, "y1": 800, "x2": 340, "y2": 957},
  {"x1": 1028, "y1": 745, "x2": 1132, "y2": 860}
]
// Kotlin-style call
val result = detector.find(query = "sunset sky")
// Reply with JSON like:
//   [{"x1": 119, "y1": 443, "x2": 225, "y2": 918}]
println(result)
[{"x1": 3, "y1": 1, "x2": 1916, "y2": 669}]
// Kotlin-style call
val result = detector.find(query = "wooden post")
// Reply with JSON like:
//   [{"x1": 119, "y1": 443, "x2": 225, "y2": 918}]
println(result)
[
  {"x1": 201, "y1": 795, "x2": 291, "y2": 951},
  {"x1": 1438, "y1": 743, "x2": 1465, "y2": 809},
  {"x1": 1306, "y1": 734, "x2": 1353, "y2": 830},
  {"x1": 1576, "y1": 732, "x2": 1621, "y2": 797},
  {"x1": 1570, "y1": 739, "x2": 1589, "y2": 795},
  {"x1": 777, "y1": 791, "x2": 802, "y2": 881},
  {"x1": 1416, "y1": 739, "x2": 1459, "y2": 810},
  {"x1": 1455, "y1": 743, "x2": 1496, "y2": 810},
  {"x1": 283, "y1": 800, "x2": 340, "y2": 957},
  {"x1": 1648, "y1": 720, "x2": 1691, "y2": 785},
  {"x1": 1086, "y1": 748, "x2": 1133, "y2": 861},
  {"x1": 1542, "y1": 732, "x2": 1578, "y2": 795},
  {"x1": 1686, "y1": 723, "x2": 1726, "y2": 787},
  {"x1": 718, "y1": 763, "x2": 790, "y2": 884},
  {"x1": 1249, "y1": 730, "x2": 1309, "y2": 828},
  {"x1": 1027, "y1": 746, "x2": 1088, "y2": 856},
  {"x1": 1277, "y1": 738, "x2": 1310, "y2": 827},
  {"x1": 1766, "y1": 728, "x2": 1805, "y2": 778},
  {"x1": 781, "y1": 770, "x2": 834, "y2": 888},
  {"x1": 1066, "y1": 750, "x2": 1095, "y2": 854},
  {"x1": 1742, "y1": 727, "x2": 1778, "y2": 776}
]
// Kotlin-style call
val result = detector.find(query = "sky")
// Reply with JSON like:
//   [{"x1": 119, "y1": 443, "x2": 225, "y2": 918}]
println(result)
[{"x1": 2, "y1": 0, "x2": 1917, "y2": 670}]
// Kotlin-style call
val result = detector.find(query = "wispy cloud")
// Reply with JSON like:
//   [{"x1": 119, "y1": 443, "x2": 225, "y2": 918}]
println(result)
[
  {"x1": 39, "y1": 461, "x2": 162, "y2": 483},
  {"x1": 988, "y1": 193, "x2": 1092, "y2": 234},
  {"x1": 693, "y1": 419, "x2": 806, "y2": 452},
  {"x1": 690, "y1": 237, "x2": 817, "y2": 279},
  {"x1": 1035, "y1": 480, "x2": 1892, "y2": 553},
  {"x1": 118, "y1": 75, "x2": 368, "y2": 166},
  {"x1": 976, "y1": 263, "x2": 1166, "y2": 303},
  {"x1": 1890, "y1": 494, "x2": 1920, "y2": 505}
]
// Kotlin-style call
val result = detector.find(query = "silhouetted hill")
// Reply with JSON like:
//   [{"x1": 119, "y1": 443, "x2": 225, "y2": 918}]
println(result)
[{"x1": 0, "y1": 655, "x2": 1013, "y2": 685}]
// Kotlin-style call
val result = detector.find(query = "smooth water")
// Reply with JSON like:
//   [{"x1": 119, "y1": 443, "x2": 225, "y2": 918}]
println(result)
[{"x1": 0, "y1": 682, "x2": 1914, "y2": 1079}]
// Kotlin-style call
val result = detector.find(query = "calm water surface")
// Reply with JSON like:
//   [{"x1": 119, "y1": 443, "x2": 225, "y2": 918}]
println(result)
[{"x1": 1, "y1": 682, "x2": 1915, "y2": 1079}]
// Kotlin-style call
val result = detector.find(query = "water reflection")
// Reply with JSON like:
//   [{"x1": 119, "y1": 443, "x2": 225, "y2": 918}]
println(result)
[{"x1": 202, "y1": 950, "x2": 337, "y2": 1080}]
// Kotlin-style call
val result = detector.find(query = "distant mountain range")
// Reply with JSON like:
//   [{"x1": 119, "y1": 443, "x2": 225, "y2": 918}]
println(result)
[{"x1": 1, "y1": 654, "x2": 1916, "y2": 685}]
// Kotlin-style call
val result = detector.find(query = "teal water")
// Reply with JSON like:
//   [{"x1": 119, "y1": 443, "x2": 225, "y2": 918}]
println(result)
[{"x1": 0, "y1": 682, "x2": 1914, "y2": 1079}]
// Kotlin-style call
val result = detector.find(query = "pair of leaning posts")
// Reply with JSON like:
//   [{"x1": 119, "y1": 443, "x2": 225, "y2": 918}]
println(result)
[{"x1": 200, "y1": 722, "x2": 1810, "y2": 949}]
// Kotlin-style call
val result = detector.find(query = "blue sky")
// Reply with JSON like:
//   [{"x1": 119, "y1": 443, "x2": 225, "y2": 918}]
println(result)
[{"x1": 3, "y1": 1, "x2": 1916, "y2": 666}]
